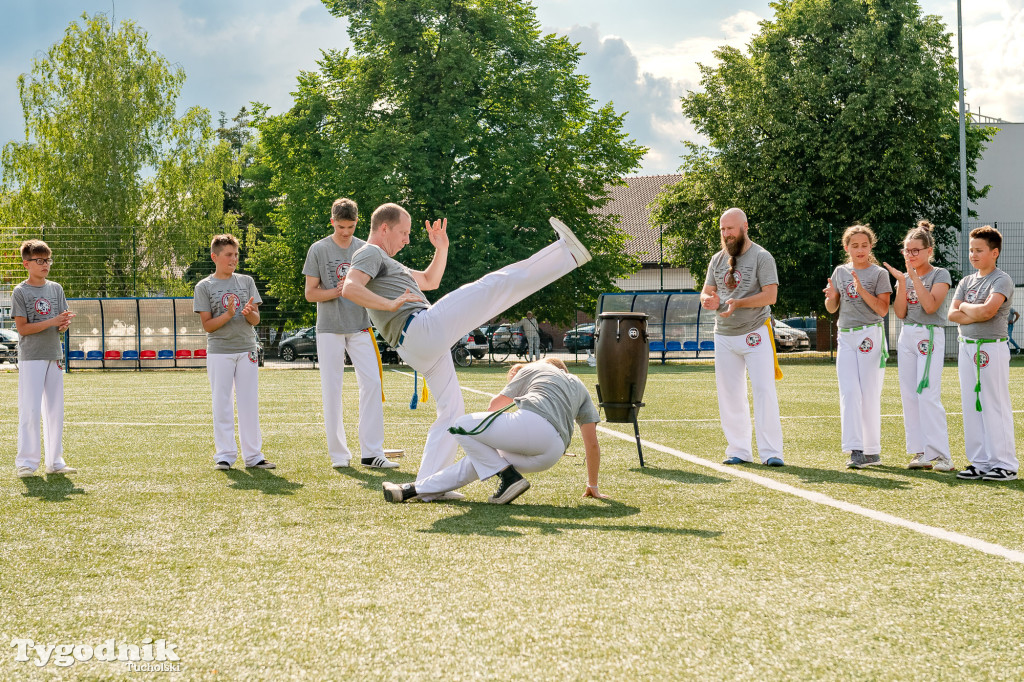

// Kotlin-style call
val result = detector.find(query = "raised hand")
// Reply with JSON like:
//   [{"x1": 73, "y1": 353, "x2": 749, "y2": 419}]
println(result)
[
  {"x1": 883, "y1": 262, "x2": 906, "y2": 285},
  {"x1": 390, "y1": 288, "x2": 426, "y2": 312},
  {"x1": 240, "y1": 297, "x2": 257, "y2": 317},
  {"x1": 425, "y1": 218, "x2": 449, "y2": 250}
]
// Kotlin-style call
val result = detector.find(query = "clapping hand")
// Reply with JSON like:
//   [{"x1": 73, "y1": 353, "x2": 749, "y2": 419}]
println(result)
[
  {"x1": 720, "y1": 298, "x2": 738, "y2": 318},
  {"x1": 240, "y1": 297, "x2": 257, "y2": 317},
  {"x1": 701, "y1": 291, "x2": 720, "y2": 310},
  {"x1": 823, "y1": 277, "x2": 837, "y2": 299},
  {"x1": 883, "y1": 262, "x2": 907, "y2": 285},
  {"x1": 56, "y1": 310, "x2": 75, "y2": 332}
]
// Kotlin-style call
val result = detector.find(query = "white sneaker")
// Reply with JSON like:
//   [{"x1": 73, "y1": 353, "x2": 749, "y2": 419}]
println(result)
[
  {"x1": 332, "y1": 460, "x2": 351, "y2": 469},
  {"x1": 413, "y1": 490, "x2": 467, "y2": 502},
  {"x1": 361, "y1": 456, "x2": 400, "y2": 469},
  {"x1": 549, "y1": 217, "x2": 592, "y2": 265},
  {"x1": 907, "y1": 453, "x2": 933, "y2": 470},
  {"x1": 45, "y1": 465, "x2": 77, "y2": 475},
  {"x1": 16, "y1": 466, "x2": 37, "y2": 478},
  {"x1": 214, "y1": 461, "x2": 232, "y2": 471},
  {"x1": 932, "y1": 456, "x2": 957, "y2": 472}
]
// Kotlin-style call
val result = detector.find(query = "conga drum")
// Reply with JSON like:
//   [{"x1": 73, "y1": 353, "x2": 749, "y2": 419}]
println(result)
[{"x1": 594, "y1": 312, "x2": 649, "y2": 423}]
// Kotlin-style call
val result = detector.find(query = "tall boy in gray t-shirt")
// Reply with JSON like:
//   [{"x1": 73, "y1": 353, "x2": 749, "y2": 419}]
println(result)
[
  {"x1": 193, "y1": 234, "x2": 273, "y2": 471},
  {"x1": 13, "y1": 239, "x2": 77, "y2": 477},
  {"x1": 699, "y1": 208, "x2": 784, "y2": 467},
  {"x1": 302, "y1": 198, "x2": 396, "y2": 469}
]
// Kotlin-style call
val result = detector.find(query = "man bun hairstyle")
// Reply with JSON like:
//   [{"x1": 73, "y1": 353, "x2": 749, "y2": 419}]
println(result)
[
  {"x1": 370, "y1": 203, "x2": 409, "y2": 233},
  {"x1": 332, "y1": 198, "x2": 358, "y2": 222},
  {"x1": 211, "y1": 234, "x2": 240, "y2": 255},
  {"x1": 969, "y1": 225, "x2": 1002, "y2": 253},
  {"x1": 20, "y1": 239, "x2": 51, "y2": 260}
]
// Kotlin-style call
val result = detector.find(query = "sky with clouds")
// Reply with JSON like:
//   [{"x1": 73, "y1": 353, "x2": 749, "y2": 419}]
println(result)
[{"x1": 0, "y1": 0, "x2": 1021, "y2": 176}]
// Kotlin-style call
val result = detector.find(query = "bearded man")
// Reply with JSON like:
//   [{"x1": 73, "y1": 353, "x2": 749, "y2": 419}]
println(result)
[{"x1": 699, "y1": 207, "x2": 785, "y2": 467}]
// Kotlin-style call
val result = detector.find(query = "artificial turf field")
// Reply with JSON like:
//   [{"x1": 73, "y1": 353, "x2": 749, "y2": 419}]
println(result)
[{"x1": 2, "y1": 360, "x2": 1024, "y2": 681}]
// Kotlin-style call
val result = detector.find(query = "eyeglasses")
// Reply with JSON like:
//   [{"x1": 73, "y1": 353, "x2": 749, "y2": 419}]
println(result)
[
  {"x1": 902, "y1": 248, "x2": 925, "y2": 257},
  {"x1": 29, "y1": 258, "x2": 54, "y2": 265}
]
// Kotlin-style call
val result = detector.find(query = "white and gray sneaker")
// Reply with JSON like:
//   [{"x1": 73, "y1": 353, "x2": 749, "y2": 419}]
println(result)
[
  {"x1": 549, "y1": 217, "x2": 592, "y2": 265},
  {"x1": 932, "y1": 455, "x2": 957, "y2": 472},
  {"x1": 45, "y1": 465, "x2": 77, "y2": 475},
  {"x1": 246, "y1": 460, "x2": 277, "y2": 470},
  {"x1": 16, "y1": 466, "x2": 37, "y2": 478},
  {"x1": 981, "y1": 467, "x2": 1017, "y2": 481},
  {"x1": 846, "y1": 450, "x2": 869, "y2": 469},
  {"x1": 907, "y1": 453, "x2": 933, "y2": 470}
]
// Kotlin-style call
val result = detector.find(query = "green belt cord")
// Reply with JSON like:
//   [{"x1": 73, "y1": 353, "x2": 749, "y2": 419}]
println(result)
[
  {"x1": 961, "y1": 337, "x2": 1007, "y2": 412},
  {"x1": 839, "y1": 321, "x2": 888, "y2": 368},
  {"x1": 448, "y1": 402, "x2": 516, "y2": 436},
  {"x1": 916, "y1": 324, "x2": 935, "y2": 394}
]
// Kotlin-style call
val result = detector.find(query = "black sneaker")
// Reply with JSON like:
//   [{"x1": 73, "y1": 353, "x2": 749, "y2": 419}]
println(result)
[
  {"x1": 382, "y1": 481, "x2": 417, "y2": 503},
  {"x1": 981, "y1": 467, "x2": 1018, "y2": 482},
  {"x1": 214, "y1": 461, "x2": 231, "y2": 471},
  {"x1": 246, "y1": 460, "x2": 276, "y2": 469},
  {"x1": 489, "y1": 466, "x2": 530, "y2": 504},
  {"x1": 846, "y1": 450, "x2": 868, "y2": 469},
  {"x1": 956, "y1": 465, "x2": 985, "y2": 480},
  {"x1": 864, "y1": 454, "x2": 882, "y2": 466}
]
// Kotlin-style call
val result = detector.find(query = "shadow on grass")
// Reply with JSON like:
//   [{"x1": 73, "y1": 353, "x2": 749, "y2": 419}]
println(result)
[
  {"x1": 223, "y1": 469, "x2": 303, "y2": 495},
  {"x1": 20, "y1": 474, "x2": 87, "y2": 502},
  {"x1": 420, "y1": 499, "x2": 723, "y2": 538},
  {"x1": 332, "y1": 465, "x2": 417, "y2": 491},
  {"x1": 774, "y1": 464, "x2": 912, "y2": 490},
  {"x1": 632, "y1": 466, "x2": 730, "y2": 485}
]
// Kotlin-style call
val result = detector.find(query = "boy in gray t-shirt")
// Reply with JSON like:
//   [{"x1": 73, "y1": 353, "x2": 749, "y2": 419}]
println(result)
[
  {"x1": 948, "y1": 226, "x2": 1018, "y2": 481},
  {"x1": 13, "y1": 239, "x2": 77, "y2": 477},
  {"x1": 382, "y1": 359, "x2": 608, "y2": 504},
  {"x1": 193, "y1": 234, "x2": 273, "y2": 471},
  {"x1": 301, "y1": 198, "x2": 395, "y2": 469}
]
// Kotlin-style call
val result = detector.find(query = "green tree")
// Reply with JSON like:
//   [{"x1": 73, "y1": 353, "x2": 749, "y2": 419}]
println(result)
[
  {"x1": 0, "y1": 12, "x2": 234, "y2": 297},
  {"x1": 651, "y1": 0, "x2": 993, "y2": 313},
  {"x1": 247, "y1": 0, "x2": 645, "y2": 324}
]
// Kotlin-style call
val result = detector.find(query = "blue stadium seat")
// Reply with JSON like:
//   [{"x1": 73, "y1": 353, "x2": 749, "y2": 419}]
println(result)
[
  {"x1": 122, "y1": 350, "x2": 139, "y2": 360},
  {"x1": 699, "y1": 341, "x2": 715, "y2": 351},
  {"x1": 683, "y1": 341, "x2": 698, "y2": 352},
  {"x1": 157, "y1": 350, "x2": 174, "y2": 359},
  {"x1": 649, "y1": 341, "x2": 665, "y2": 352},
  {"x1": 68, "y1": 351, "x2": 86, "y2": 360},
  {"x1": 86, "y1": 351, "x2": 103, "y2": 361},
  {"x1": 666, "y1": 341, "x2": 682, "y2": 352}
]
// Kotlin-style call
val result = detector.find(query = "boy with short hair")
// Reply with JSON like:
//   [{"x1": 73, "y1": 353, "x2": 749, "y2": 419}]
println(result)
[
  {"x1": 193, "y1": 234, "x2": 274, "y2": 470},
  {"x1": 13, "y1": 239, "x2": 76, "y2": 477},
  {"x1": 948, "y1": 225, "x2": 1018, "y2": 481}
]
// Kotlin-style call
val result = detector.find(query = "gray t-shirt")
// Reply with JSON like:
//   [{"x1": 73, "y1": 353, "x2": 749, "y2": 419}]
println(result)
[
  {"x1": 193, "y1": 273, "x2": 262, "y2": 354},
  {"x1": 831, "y1": 263, "x2": 892, "y2": 328},
  {"x1": 12, "y1": 280, "x2": 67, "y2": 361},
  {"x1": 703, "y1": 242, "x2": 779, "y2": 335},
  {"x1": 302, "y1": 235, "x2": 372, "y2": 334},
  {"x1": 500, "y1": 364, "x2": 600, "y2": 449},
  {"x1": 350, "y1": 244, "x2": 429, "y2": 346},
  {"x1": 904, "y1": 267, "x2": 952, "y2": 326},
  {"x1": 953, "y1": 268, "x2": 1015, "y2": 339}
]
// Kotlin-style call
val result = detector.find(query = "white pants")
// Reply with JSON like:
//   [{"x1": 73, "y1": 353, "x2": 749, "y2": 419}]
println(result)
[
  {"x1": 958, "y1": 339, "x2": 1018, "y2": 472},
  {"x1": 207, "y1": 351, "x2": 263, "y2": 466},
  {"x1": 526, "y1": 334, "x2": 540, "y2": 362},
  {"x1": 897, "y1": 325, "x2": 950, "y2": 460},
  {"x1": 317, "y1": 331, "x2": 385, "y2": 465},
  {"x1": 836, "y1": 326, "x2": 886, "y2": 454},
  {"x1": 398, "y1": 240, "x2": 578, "y2": 480},
  {"x1": 415, "y1": 409, "x2": 565, "y2": 495},
  {"x1": 714, "y1": 331, "x2": 783, "y2": 462},
  {"x1": 16, "y1": 359, "x2": 65, "y2": 470}
]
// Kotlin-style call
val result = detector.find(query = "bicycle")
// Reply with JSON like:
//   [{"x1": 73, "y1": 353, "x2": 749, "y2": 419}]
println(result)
[{"x1": 452, "y1": 340, "x2": 473, "y2": 367}]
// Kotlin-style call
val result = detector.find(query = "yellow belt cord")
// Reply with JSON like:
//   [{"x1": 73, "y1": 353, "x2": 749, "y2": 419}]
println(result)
[
  {"x1": 366, "y1": 328, "x2": 386, "y2": 402},
  {"x1": 765, "y1": 318, "x2": 783, "y2": 380}
]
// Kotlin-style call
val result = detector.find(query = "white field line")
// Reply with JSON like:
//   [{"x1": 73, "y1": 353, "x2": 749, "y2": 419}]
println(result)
[
  {"x1": 598, "y1": 425, "x2": 1024, "y2": 565},
  {"x1": 639, "y1": 410, "x2": 1024, "y2": 423}
]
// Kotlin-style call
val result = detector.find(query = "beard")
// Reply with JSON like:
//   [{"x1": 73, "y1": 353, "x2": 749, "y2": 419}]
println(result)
[{"x1": 722, "y1": 232, "x2": 748, "y2": 258}]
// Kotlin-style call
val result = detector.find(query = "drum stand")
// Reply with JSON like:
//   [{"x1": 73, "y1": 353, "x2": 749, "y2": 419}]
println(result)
[{"x1": 596, "y1": 384, "x2": 646, "y2": 467}]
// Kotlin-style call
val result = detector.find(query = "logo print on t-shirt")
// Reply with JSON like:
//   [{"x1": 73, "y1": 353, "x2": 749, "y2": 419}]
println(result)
[
  {"x1": 221, "y1": 292, "x2": 241, "y2": 311},
  {"x1": 975, "y1": 350, "x2": 990, "y2": 368},
  {"x1": 746, "y1": 332, "x2": 761, "y2": 347},
  {"x1": 907, "y1": 287, "x2": 919, "y2": 305},
  {"x1": 34, "y1": 298, "x2": 52, "y2": 316},
  {"x1": 917, "y1": 340, "x2": 930, "y2": 356},
  {"x1": 965, "y1": 289, "x2": 979, "y2": 304},
  {"x1": 336, "y1": 262, "x2": 350, "y2": 282},
  {"x1": 858, "y1": 338, "x2": 873, "y2": 353},
  {"x1": 723, "y1": 268, "x2": 742, "y2": 289}
]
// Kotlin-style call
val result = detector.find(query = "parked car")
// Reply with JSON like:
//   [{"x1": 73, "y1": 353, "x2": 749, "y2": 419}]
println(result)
[
  {"x1": 563, "y1": 323, "x2": 596, "y2": 352},
  {"x1": 511, "y1": 325, "x2": 554, "y2": 355},
  {"x1": 479, "y1": 324, "x2": 513, "y2": 347},
  {"x1": 0, "y1": 328, "x2": 19, "y2": 364},
  {"x1": 279, "y1": 327, "x2": 318, "y2": 362},
  {"x1": 781, "y1": 316, "x2": 818, "y2": 350},
  {"x1": 773, "y1": 319, "x2": 810, "y2": 352},
  {"x1": 460, "y1": 328, "x2": 489, "y2": 359},
  {"x1": 282, "y1": 326, "x2": 313, "y2": 342}
]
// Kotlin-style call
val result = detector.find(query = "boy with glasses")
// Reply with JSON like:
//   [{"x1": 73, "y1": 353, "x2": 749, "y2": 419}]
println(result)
[{"x1": 13, "y1": 240, "x2": 76, "y2": 477}]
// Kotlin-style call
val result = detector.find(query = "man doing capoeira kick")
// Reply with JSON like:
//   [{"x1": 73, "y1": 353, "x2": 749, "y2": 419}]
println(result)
[
  {"x1": 700, "y1": 207, "x2": 785, "y2": 467},
  {"x1": 342, "y1": 203, "x2": 591, "y2": 500}
]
